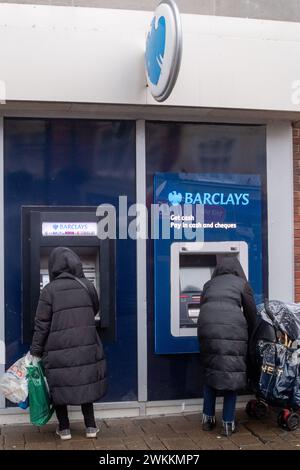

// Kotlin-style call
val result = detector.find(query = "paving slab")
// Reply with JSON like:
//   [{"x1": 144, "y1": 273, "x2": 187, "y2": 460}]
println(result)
[
  {"x1": 100, "y1": 427, "x2": 127, "y2": 439},
  {"x1": 3, "y1": 434, "x2": 25, "y2": 448},
  {"x1": 142, "y1": 424, "x2": 177, "y2": 437},
  {"x1": 1, "y1": 425, "x2": 28, "y2": 436},
  {"x1": 61, "y1": 440, "x2": 95, "y2": 450},
  {"x1": 219, "y1": 440, "x2": 239, "y2": 450},
  {"x1": 121, "y1": 424, "x2": 145, "y2": 438},
  {"x1": 94, "y1": 442, "x2": 128, "y2": 450},
  {"x1": 93, "y1": 437, "x2": 127, "y2": 450},
  {"x1": 122, "y1": 437, "x2": 150, "y2": 450},
  {"x1": 38, "y1": 423, "x2": 57, "y2": 434},
  {"x1": 105, "y1": 418, "x2": 135, "y2": 427},
  {"x1": 25, "y1": 442, "x2": 57, "y2": 450},
  {"x1": 24, "y1": 432, "x2": 56, "y2": 443},
  {"x1": 142, "y1": 435, "x2": 167, "y2": 450},
  {"x1": 3, "y1": 442, "x2": 25, "y2": 450},
  {"x1": 160, "y1": 436, "x2": 199, "y2": 451},
  {"x1": 240, "y1": 444, "x2": 270, "y2": 450},
  {"x1": 230, "y1": 433, "x2": 261, "y2": 446}
]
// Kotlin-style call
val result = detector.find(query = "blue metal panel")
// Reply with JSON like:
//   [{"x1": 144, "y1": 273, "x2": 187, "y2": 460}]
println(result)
[
  {"x1": 4, "y1": 118, "x2": 137, "y2": 403},
  {"x1": 146, "y1": 122, "x2": 267, "y2": 400}
]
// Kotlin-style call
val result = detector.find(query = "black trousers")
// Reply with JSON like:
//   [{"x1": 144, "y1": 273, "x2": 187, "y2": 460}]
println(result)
[{"x1": 55, "y1": 403, "x2": 96, "y2": 431}]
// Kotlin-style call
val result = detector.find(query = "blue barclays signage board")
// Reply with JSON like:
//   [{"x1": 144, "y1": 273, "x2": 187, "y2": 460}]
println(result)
[
  {"x1": 153, "y1": 172, "x2": 264, "y2": 354},
  {"x1": 145, "y1": 0, "x2": 182, "y2": 102}
]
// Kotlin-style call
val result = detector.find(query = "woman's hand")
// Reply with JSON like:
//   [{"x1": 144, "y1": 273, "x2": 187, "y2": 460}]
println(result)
[{"x1": 26, "y1": 352, "x2": 41, "y2": 365}]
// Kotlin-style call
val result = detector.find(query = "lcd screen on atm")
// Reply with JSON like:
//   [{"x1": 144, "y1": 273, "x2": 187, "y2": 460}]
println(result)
[
  {"x1": 180, "y1": 267, "x2": 210, "y2": 293},
  {"x1": 39, "y1": 248, "x2": 99, "y2": 292},
  {"x1": 179, "y1": 254, "x2": 217, "y2": 294}
]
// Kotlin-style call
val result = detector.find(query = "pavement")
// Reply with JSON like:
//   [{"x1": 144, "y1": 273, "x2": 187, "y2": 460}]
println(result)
[{"x1": 0, "y1": 409, "x2": 300, "y2": 450}]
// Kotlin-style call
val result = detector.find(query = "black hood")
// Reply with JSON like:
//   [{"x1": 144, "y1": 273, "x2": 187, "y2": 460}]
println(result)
[
  {"x1": 211, "y1": 256, "x2": 247, "y2": 281},
  {"x1": 48, "y1": 247, "x2": 84, "y2": 281}
]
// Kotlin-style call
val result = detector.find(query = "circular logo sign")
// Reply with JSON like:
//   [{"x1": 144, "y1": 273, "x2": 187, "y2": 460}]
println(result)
[{"x1": 145, "y1": 0, "x2": 182, "y2": 102}]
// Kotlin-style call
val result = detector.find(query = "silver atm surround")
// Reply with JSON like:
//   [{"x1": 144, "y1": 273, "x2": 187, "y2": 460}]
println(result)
[{"x1": 170, "y1": 241, "x2": 249, "y2": 338}]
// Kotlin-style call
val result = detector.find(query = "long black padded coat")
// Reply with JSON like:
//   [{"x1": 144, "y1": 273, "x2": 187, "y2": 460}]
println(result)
[
  {"x1": 197, "y1": 257, "x2": 257, "y2": 391},
  {"x1": 30, "y1": 247, "x2": 107, "y2": 406}
]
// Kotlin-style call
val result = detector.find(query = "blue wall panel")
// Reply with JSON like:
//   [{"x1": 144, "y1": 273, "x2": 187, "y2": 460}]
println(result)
[
  {"x1": 146, "y1": 122, "x2": 268, "y2": 401},
  {"x1": 4, "y1": 118, "x2": 137, "y2": 403}
]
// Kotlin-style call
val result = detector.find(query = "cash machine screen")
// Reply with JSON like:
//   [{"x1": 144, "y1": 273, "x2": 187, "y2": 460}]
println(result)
[
  {"x1": 39, "y1": 247, "x2": 100, "y2": 323},
  {"x1": 179, "y1": 254, "x2": 216, "y2": 327},
  {"x1": 39, "y1": 247, "x2": 99, "y2": 293}
]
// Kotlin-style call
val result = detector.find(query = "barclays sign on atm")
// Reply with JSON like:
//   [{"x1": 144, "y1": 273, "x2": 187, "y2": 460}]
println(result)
[
  {"x1": 145, "y1": 0, "x2": 182, "y2": 102},
  {"x1": 168, "y1": 191, "x2": 250, "y2": 206}
]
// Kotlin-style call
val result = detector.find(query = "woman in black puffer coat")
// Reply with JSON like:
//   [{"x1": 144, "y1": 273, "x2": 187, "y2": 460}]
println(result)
[
  {"x1": 30, "y1": 247, "x2": 107, "y2": 440},
  {"x1": 197, "y1": 256, "x2": 257, "y2": 436}
]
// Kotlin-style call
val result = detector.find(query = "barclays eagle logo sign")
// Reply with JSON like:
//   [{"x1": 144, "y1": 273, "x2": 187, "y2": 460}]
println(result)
[
  {"x1": 145, "y1": 1, "x2": 182, "y2": 102},
  {"x1": 146, "y1": 17, "x2": 166, "y2": 86},
  {"x1": 168, "y1": 191, "x2": 183, "y2": 206}
]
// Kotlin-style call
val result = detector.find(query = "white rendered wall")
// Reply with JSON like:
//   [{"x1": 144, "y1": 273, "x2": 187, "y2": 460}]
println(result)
[
  {"x1": 267, "y1": 121, "x2": 294, "y2": 302},
  {"x1": 0, "y1": 117, "x2": 4, "y2": 409},
  {"x1": 0, "y1": 4, "x2": 300, "y2": 111}
]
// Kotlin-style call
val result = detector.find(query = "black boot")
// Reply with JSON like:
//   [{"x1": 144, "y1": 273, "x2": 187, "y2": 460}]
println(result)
[
  {"x1": 202, "y1": 415, "x2": 216, "y2": 431},
  {"x1": 221, "y1": 421, "x2": 237, "y2": 437}
]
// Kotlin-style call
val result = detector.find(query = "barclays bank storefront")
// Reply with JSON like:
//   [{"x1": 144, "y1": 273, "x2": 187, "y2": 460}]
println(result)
[{"x1": 0, "y1": 2, "x2": 299, "y2": 421}]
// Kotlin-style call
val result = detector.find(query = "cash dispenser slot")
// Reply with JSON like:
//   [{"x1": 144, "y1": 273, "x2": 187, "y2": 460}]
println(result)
[{"x1": 179, "y1": 253, "x2": 217, "y2": 328}]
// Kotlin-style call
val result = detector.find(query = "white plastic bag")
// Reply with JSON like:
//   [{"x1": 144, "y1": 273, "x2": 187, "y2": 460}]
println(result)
[{"x1": 0, "y1": 352, "x2": 38, "y2": 404}]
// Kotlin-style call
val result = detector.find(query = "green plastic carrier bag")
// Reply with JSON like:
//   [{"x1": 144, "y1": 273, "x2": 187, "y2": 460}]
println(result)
[{"x1": 27, "y1": 362, "x2": 54, "y2": 426}]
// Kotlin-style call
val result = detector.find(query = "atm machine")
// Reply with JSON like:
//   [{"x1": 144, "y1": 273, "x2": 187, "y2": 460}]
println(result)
[
  {"x1": 22, "y1": 206, "x2": 116, "y2": 343},
  {"x1": 170, "y1": 241, "x2": 248, "y2": 337}
]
